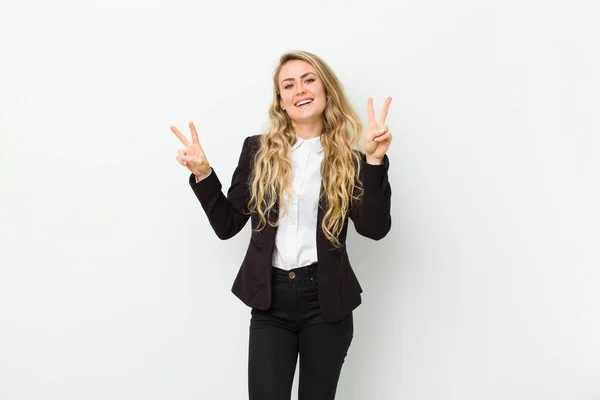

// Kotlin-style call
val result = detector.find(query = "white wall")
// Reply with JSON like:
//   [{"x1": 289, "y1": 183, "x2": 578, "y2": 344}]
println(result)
[{"x1": 1, "y1": 0, "x2": 599, "y2": 399}]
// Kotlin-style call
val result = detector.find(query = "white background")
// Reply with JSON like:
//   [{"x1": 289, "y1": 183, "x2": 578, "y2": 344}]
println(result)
[{"x1": 1, "y1": 0, "x2": 599, "y2": 399}]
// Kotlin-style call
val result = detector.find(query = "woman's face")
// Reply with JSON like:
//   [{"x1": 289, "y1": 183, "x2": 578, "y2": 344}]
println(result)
[{"x1": 278, "y1": 60, "x2": 327, "y2": 125}]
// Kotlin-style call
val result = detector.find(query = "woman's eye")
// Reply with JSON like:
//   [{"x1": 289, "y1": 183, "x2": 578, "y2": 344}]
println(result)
[
  {"x1": 284, "y1": 84, "x2": 293, "y2": 89},
  {"x1": 306, "y1": 78, "x2": 315, "y2": 83}
]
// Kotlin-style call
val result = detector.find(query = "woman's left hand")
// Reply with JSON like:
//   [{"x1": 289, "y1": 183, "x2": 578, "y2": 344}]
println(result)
[{"x1": 364, "y1": 97, "x2": 392, "y2": 164}]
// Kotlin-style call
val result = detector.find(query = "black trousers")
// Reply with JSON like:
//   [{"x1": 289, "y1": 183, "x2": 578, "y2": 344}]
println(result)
[{"x1": 248, "y1": 263, "x2": 354, "y2": 400}]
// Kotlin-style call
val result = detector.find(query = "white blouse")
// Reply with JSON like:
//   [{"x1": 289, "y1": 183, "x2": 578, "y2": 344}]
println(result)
[{"x1": 272, "y1": 136, "x2": 323, "y2": 270}]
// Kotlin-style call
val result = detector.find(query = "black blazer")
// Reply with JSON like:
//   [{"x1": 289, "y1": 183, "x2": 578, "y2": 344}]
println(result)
[{"x1": 189, "y1": 134, "x2": 392, "y2": 322}]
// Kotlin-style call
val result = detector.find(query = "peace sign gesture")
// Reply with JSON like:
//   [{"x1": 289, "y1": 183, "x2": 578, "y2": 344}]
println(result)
[
  {"x1": 170, "y1": 121, "x2": 212, "y2": 179},
  {"x1": 364, "y1": 97, "x2": 393, "y2": 163}
]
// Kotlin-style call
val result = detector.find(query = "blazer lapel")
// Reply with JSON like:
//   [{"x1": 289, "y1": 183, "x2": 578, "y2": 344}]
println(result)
[{"x1": 316, "y1": 181, "x2": 327, "y2": 243}]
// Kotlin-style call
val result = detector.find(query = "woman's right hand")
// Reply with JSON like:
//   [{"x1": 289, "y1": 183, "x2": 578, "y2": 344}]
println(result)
[{"x1": 170, "y1": 121, "x2": 211, "y2": 179}]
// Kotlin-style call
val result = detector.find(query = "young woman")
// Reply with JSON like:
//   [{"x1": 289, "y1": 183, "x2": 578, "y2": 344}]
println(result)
[{"x1": 171, "y1": 50, "x2": 392, "y2": 400}]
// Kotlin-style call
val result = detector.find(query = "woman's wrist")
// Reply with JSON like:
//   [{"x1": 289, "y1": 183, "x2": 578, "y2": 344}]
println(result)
[
  {"x1": 365, "y1": 155, "x2": 384, "y2": 165},
  {"x1": 194, "y1": 168, "x2": 211, "y2": 182}
]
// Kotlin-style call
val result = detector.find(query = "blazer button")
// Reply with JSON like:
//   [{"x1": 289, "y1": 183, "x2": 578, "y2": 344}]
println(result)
[{"x1": 288, "y1": 271, "x2": 296, "y2": 280}]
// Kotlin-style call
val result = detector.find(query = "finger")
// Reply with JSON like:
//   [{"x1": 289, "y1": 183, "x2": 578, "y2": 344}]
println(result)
[
  {"x1": 374, "y1": 131, "x2": 392, "y2": 142},
  {"x1": 176, "y1": 154, "x2": 186, "y2": 166},
  {"x1": 178, "y1": 149, "x2": 188, "y2": 165},
  {"x1": 376, "y1": 125, "x2": 389, "y2": 135},
  {"x1": 367, "y1": 98, "x2": 375, "y2": 123},
  {"x1": 182, "y1": 155, "x2": 199, "y2": 164},
  {"x1": 171, "y1": 126, "x2": 190, "y2": 147},
  {"x1": 189, "y1": 121, "x2": 200, "y2": 146},
  {"x1": 379, "y1": 97, "x2": 392, "y2": 124}
]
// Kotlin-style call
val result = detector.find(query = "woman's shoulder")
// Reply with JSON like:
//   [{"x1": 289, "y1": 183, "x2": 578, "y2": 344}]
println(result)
[
  {"x1": 242, "y1": 134, "x2": 263, "y2": 152},
  {"x1": 246, "y1": 133, "x2": 262, "y2": 143}
]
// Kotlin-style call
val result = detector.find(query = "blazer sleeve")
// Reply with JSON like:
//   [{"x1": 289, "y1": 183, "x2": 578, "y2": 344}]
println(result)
[
  {"x1": 188, "y1": 136, "x2": 254, "y2": 240},
  {"x1": 349, "y1": 153, "x2": 392, "y2": 240}
]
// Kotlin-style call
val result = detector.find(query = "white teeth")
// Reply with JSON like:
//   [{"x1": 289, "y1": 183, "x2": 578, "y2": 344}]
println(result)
[{"x1": 296, "y1": 99, "x2": 312, "y2": 106}]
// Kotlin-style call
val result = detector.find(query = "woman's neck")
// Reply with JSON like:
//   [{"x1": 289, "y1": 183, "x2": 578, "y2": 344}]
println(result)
[{"x1": 291, "y1": 120, "x2": 323, "y2": 140}]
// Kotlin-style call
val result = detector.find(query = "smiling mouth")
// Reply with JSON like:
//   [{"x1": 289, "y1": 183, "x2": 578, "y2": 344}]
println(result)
[{"x1": 295, "y1": 99, "x2": 313, "y2": 107}]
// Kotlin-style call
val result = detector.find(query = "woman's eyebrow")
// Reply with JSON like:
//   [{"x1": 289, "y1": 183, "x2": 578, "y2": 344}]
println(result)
[{"x1": 280, "y1": 72, "x2": 316, "y2": 85}]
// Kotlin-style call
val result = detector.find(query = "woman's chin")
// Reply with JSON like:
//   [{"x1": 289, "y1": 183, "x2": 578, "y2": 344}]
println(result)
[{"x1": 290, "y1": 109, "x2": 325, "y2": 124}]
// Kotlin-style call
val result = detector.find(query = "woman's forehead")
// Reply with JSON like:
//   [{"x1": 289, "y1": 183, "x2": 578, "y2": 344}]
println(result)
[{"x1": 279, "y1": 60, "x2": 317, "y2": 80}]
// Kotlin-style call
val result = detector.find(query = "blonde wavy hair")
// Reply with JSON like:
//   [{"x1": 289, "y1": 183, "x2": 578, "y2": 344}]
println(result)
[{"x1": 248, "y1": 51, "x2": 364, "y2": 248}]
